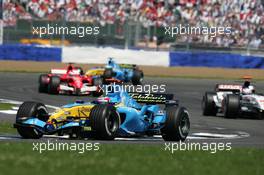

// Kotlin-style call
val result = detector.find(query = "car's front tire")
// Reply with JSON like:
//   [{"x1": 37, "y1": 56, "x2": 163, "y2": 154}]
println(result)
[
  {"x1": 202, "y1": 92, "x2": 217, "y2": 116},
  {"x1": 90, "y1": 104, "x2": 120, "y2": 140},
  {"x1": 161, "y1": 106, "x2": 190, "y2": 141},
  {"x1": 223, "y1": 94, "x2": 240, "y2": 118},
  {"x1": 93, "y1": 77, "x2": 103, "y2": 86},
  {"x1": 16, "y1": 102, "x2": 49, "y2": 139}
]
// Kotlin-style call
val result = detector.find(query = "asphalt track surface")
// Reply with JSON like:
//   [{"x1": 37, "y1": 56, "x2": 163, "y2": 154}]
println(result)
[{"x1": 0, "y1": 72, "x2": 264, "y2": 147}]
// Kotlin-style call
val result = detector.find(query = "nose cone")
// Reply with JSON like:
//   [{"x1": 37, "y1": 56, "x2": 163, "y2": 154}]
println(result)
[{"x1": 73, "y1": 77, "x2": 83, "y2": 88}]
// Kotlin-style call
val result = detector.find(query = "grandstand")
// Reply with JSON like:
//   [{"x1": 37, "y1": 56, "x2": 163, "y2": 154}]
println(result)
[{"x1": 2, "y1": 0, "x2": 264, "y2": 50}]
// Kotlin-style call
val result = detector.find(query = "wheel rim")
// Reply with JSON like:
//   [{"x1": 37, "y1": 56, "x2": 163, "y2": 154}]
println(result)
[
  {"x1": 105, "y1": 111, "x2": 119, "y2": 134},
  {"x1": 36, "y1": 106, "x2": 48, "y2": 121},
  {"x1": 179, "y1": 110, "x2": 190, "y2": 137}
]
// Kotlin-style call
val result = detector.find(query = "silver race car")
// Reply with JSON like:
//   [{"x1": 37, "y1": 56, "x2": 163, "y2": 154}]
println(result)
[{"x1": 202, "y1": 83, "x2": 264, "y2": 119}]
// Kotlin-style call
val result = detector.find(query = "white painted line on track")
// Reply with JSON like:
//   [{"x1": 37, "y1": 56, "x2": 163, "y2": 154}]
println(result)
[
  {"x1": 0, "y1": 110, "x2": 17, "y2": 115},
  {"x1": 0, "y1": 131, "x2": 250, "y2": 141},
  {"x1": 0, "y1": 98, "x2": 59, "y2": 115}
]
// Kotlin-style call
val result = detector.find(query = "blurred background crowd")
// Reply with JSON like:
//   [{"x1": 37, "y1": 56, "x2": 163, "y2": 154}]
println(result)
[{"x1": 3, "y1": 0, "x2": 264, "y2": 49}]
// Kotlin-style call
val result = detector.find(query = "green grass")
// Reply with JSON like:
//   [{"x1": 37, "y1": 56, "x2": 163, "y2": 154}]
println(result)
[
  {"x1": 0, "y1": 122, "x2": 16, "y2": 134},
  {"x1": 0, "y1": 142, "x2": 263, "y2": 175},
  {"x1": 0, "y1": 123, "x2": 263, "y2": 175},
  {"x1": 0, "y1": 103, "x2": 15, "y2": 110}
]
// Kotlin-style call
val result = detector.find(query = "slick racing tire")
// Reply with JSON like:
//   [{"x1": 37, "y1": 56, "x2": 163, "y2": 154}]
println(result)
[
  {"x1": 90, "y1": 104, "x2": 120, "y2": 140},
  {"x1": 161, "y1": 106, "x2": 190, "y2": 141},
  {"x1": 92, "y1": 78, "x2": 103, "y2": 97},
  {"x1": 16, "y1": 102, "x2": 49, "y2": 139},
  {"x1": 223, "y1": 94, "x2": 240, "y2": 119},
  {"x1": 38, "y1": 74, "x2": 49, "y2": 93},
  {"x1": 131, "y1": 70, "x2": 143, "y2": 85},
  {"x1": 103, "y1": 68, "x2": 113, "y2": 79},
  {"x1": 92, "y1": 89, "x2": 103, "y2": 97},
  {"x1": 202, "y1": 92, "x2": 217, "y2": 116},
  {"x1": 48, "y1": 76, "x2": 60, "y2": 94},
  {"x1": 93, "y1": 77, "x2": 103, "y2": 86}
]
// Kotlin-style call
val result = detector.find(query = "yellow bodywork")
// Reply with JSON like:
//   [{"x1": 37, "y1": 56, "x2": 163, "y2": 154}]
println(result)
[
  {"x1": 47, "y1": 105, "x2": 94, "y2": 123},
  {"x1": 85, "y1": 68, "x2": 105, "y2": 76}
]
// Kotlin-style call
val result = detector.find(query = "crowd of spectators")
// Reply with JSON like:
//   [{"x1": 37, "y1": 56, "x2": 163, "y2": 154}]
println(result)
[{"x1": 3, "y1": 0, "x2": 264, "y2": 48}]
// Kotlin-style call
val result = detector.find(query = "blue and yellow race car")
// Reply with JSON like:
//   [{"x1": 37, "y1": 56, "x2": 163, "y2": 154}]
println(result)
[
  {"x1": 86, "y1": 58, "x2": 144, "y2": 85},
  {"x1": 14, "y1": 91, "x2": 190, "y2": 141}
]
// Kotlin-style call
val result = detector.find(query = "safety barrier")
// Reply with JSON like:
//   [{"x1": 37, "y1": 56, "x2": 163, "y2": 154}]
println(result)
[
  {"x1": 0, "y1": 44, "x2": 62, "y2": 62},
  {"x1": 62, "y1": 46, "x2": 169, "y2": 66},
  {"x1": 169, "y1": 52, "x2": 264, "y2": 69},
  {"x1": 1, "y1": 44, "x2": 264, "y2": 69}
]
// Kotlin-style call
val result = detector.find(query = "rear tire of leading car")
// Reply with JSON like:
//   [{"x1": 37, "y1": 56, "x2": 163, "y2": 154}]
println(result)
[
  {"x1": 103, "y1": 68, "x2": 113, "y2": 79},
  {"x1": 90, "y1": 104, "x2": 120, "y2": 140},
  {"x1": 131, "y1": 70, "x2": 143, "y2": 85},
  {"x1": 16, "y1": 102, "x2": 48, "y2": 139},
  {"x1": 48, "y1": 76, "x2": 60, "y2": 94},
  {"x1": 38, "y1": 74, "x2": 49, "y2": 93},
  {"x1": 161, "y1": 106, "x2": 190, "y2": 141},
  {"x1": 202, "y1": 92, "x2": 217, "y2": 116},
  {"x1": 223, "y1": 94, "x2": 240, "y2": 119}
]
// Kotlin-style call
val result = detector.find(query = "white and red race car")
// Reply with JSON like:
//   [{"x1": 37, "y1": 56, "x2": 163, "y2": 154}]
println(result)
[
  {"x1": 202, "y1": 84, "x2": 264, "y2": 119},
  {"x1": 38, "y1": 65, "x2": 103, "y2": 96}
]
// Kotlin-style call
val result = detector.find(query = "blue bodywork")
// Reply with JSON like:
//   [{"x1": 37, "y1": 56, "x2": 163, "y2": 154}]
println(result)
[
  {"x1": 106, "y1": 58, "x2": 136, "y2": 82},
  {"x1": 17, "y1": 91, "x2": 168, "y2": 137}
]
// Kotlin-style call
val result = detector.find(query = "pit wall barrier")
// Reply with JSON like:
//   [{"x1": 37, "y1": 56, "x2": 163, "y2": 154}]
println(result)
[
  {"x1": 0, "y1": 44, "x2": 62, "y2": 62},
  {"x1": 169, "y1": 51, "x2": 264, "y2": 69}
]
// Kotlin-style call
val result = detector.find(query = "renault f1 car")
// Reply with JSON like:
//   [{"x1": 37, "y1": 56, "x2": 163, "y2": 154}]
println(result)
[
  {"x1": 38, "y1": 65, "x2": 103, "y2": 96},
  {"x1": 14, "y1": 91, "x2": 190, "y2": 141},
  {"x1": 85, "y1": 58, "x2": 144, "y2": 85},
  {"x1": 202, "y1": 84, "x2": 264, "y2": 119}
]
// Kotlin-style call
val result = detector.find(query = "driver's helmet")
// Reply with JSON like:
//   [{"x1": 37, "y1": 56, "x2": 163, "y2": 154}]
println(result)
[
  {"x1": 243, "y1": 80, "x2": 250, "y2": 88},
  {"x1": 67, "y1": 64, "x2": 73, "y2": 71},
  {"x1": 108, "y1": 58, "x2": 114, "y2": 65},
  {"x1": 242, "y1": 77, "x2": 255, "y2": 94}
]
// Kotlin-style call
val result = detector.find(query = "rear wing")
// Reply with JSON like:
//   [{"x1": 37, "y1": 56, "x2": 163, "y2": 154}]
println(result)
[
  {"x1": 128, "y1": 93, "x2": 174, "y2": 104},
  {"x1": 119, "y1": 64, "x2": 137, "y2": 69},
  {"x1": 215, "y1": 84, "x2": 242, "y2": 92}
]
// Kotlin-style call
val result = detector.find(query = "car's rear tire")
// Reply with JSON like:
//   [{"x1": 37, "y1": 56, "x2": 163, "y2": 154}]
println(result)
[
  {"x1": 161, "y1": 106, "x2": 190, "y2": 141},
  {"x1": 16, "y1": 102, "x2": 49, "y2": 139},
  {"x1": 103, "y1": 68, "x2": 113, "y2": 79},
  {"x1": 48, "y1": 76, "x2": 60, "y2": 94},
  {"x1": 38, "y1": 74, "x2": 49, "y2": 93},
  {"x1": 90, "y1": 104, "x2": 120, "y2": 140},
  {"x1": 223, "y1": 94, "x2": 240, "y2": 118},
  {"x1": 131, "y1": 70, "x2": 143, "y2": 85},
  {"x1": 202, "y1": 92, "x2": 217, "y2": 116}
]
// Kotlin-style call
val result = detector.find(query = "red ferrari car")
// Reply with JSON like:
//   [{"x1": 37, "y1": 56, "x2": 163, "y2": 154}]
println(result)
[{"x1": 38, "y1": 65, "x2": 103, "y2": 96}]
